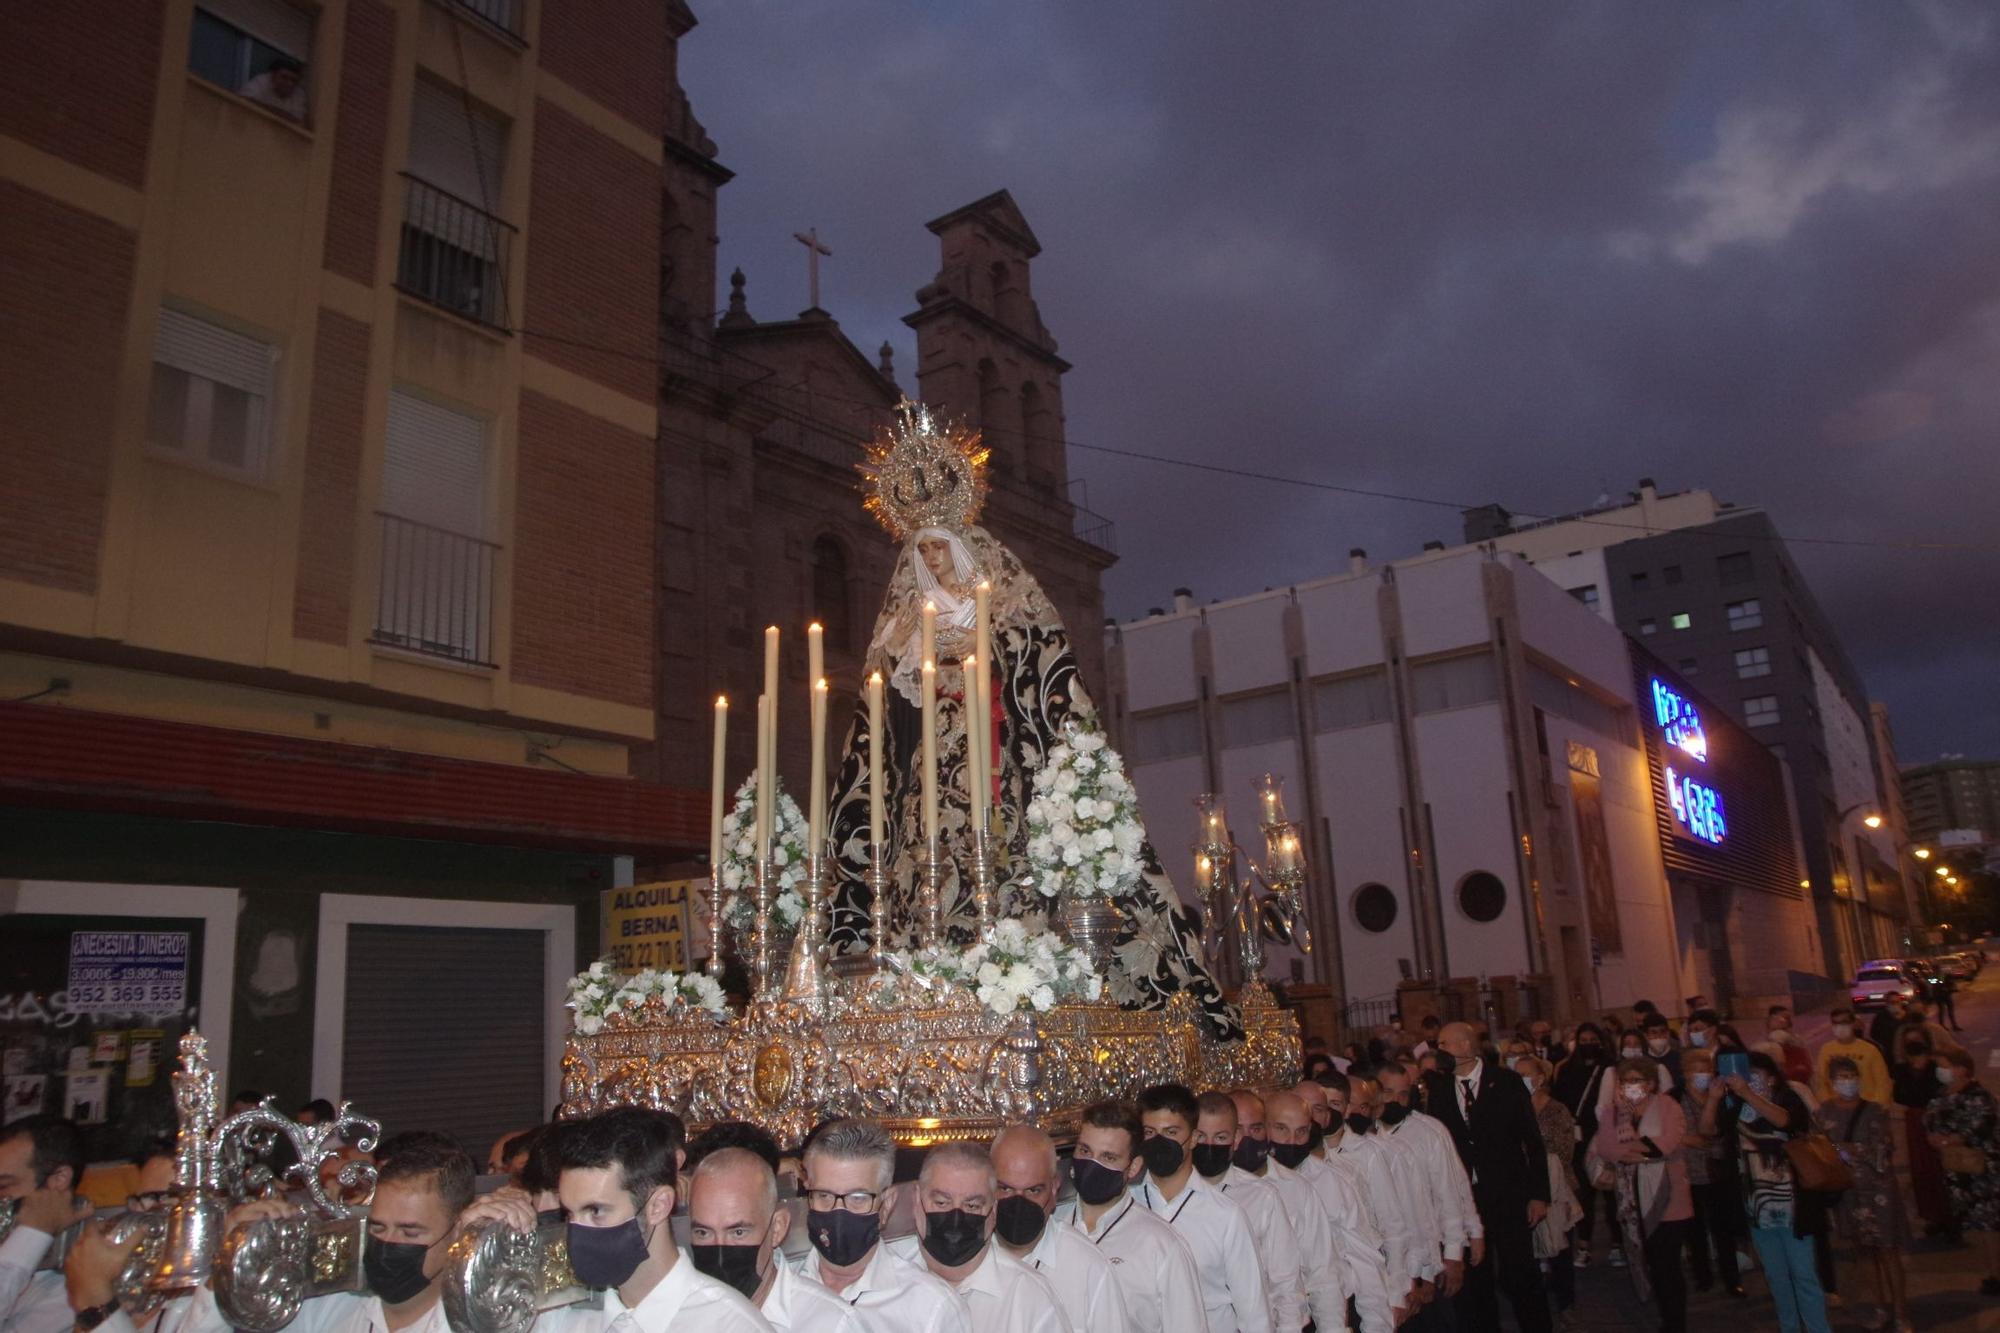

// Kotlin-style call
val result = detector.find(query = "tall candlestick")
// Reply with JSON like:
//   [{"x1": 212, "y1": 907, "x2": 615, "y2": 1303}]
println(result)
[
  {"x1": 921, "y1": 601, "x2": 937, "y2": 675},
  {"x1": 964, "y1": 654, "x2": 987, "y2": 836},
  {"x1": 974, "y1": 581, "x2": 993, "y2": 830},
  {"x1": 867, "y1": 671, "x2": 885, "y2": 854},
  {"x1": 974, "y1": 581, "x2": 992, "y2": 686},
  {"x1": 809, "y1": 677, "x2": 828, "y2": 851},
  {"x1": 709, "y1": 695, "x2": 728, "y2": 872},
  {"x1": 763, "y1": 625, "x2": 779, "y2": 857},
  {"x1": 921, "y1": 658, "x2": 939, "y2": 850},
  {"x1": 756, "y1": 693, "x2": 772, "y2": 861}
]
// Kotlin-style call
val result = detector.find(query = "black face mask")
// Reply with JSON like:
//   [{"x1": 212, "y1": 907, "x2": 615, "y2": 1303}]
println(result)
[
  {"x1": 1070, "y1": 1157, "x2": 1129, "y2": 1206},
  {"x1": 920, "y1": 1209, "x2": 987, "y2": 1267},
  {"x1": 1270, "y1": 1141, "x2": 1312, "y2": 1169},
  {"x1": 567, "y1": 1218, "x2": 653, "y2": 1289},
  {"x1": 1305, "y1": 1122, "x2": 1326, "y2": 1154},
  {"x1": 1576, "y1": 1043, "x2": 1601, "y2": 1061},
  {"x1": 805, "y1": 1208, "x2": 880, "y2": 1268},
  {"x1": 1190, "y1": 1143, "x2": 1233, "y2": 1179},
  {"x1": 1380, "y1": 1101, "x2": 1410, "y2": 1126},
  {"x1": 1231, "y1": 1136, "x2": 1270, "y2": 1172},
  {"x1": 534, "y1": 1208, "x2": 565, "y2": 1230},
  {"x1": 363, "y1": 1237, "x2": 434, "y2": 1306},
  {"x1": 1140, "y1": 1135, "x2": 1185, "y2": 1178},
  {"x1": 690, "y1": 1242, "x2": 764, "y2": 1299},
  {"x1": 994, "y1": 1195, "x2": 1047, "y2": 1247},
  {"x1": 1346, "y1": 1112, "x2": 1375, "y2": 1136}
]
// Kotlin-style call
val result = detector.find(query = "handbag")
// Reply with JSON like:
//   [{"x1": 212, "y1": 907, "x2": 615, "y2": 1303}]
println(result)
[
  {"x1": 1940, "y1": 1143, "x2": 1990, "y2": 1175},
  {"x1": 1784, "y1": 1131, "x2": 1854, "y2": 1194}
]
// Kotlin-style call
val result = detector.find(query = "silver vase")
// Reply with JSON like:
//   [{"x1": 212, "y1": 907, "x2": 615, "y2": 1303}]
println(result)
[{"x1": 1057, "y1": 896, "x2": 1125, "y2": 978}]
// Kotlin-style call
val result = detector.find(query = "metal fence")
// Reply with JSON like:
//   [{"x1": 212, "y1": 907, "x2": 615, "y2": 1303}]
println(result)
[
  {"x1": 396, "y1": 174, "x2": 515, "y2": 329},
  {"x1": 371, "y1": 512, "x2": 499, "y2": 666}
]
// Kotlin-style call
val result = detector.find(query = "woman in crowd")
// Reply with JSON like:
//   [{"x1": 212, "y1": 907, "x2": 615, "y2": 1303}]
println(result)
[
  {"x1": 1814, "y1": 1054, "x2": 1912, "y2": 1332},
  {"x1": 1891, "y1": 1032, "x2": 1955, "y2": 1238},
  {"x1": 1925, "y1": 1048, "x2": 2000, "y2": 1296},
  {"x1": 1556, "y1": 1022, "x2": 1617, "y2": 1269},
  {"x1": 1594, "y1": 1057, "x2": 1692, "y2": 1333},
  {"x1": 1501, "y1": 1037, "x2": 1535, "y2": 1072},
  {"x1": 1677, "y1": 1047, "x2": 1743, "y2": 1297},
  {"x1": 1702, "y1": 1050, "x2": 1831, "y2": 1333},
  {"x1": 1523, "y1": 1054, "x2": 1583, "y2": 1330}
]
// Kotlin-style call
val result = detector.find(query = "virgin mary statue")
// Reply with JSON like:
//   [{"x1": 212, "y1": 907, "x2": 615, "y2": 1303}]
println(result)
[{"x1": 825, "y1": 403, "x2": 1240, "y2": 1039}]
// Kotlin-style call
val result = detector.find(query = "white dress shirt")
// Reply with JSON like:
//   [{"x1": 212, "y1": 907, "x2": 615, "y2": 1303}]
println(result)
[
  {"x1": 1374, "y1": 1125, "x2": 1443, "y2": 1283},
  {"x1": 1258, "y1": 1162, "x2": 1347, "y2": 1333},
  {"x1": 1329, "y1": 1131, "x2": 1413, "y2": 1306},
  {"x1": 1051, "y1": 1194, "x2": 1207, "y2": 1333},
  {"x1": 1014, "y1": 1213, "x2": 1129, "y2": 1333},
  {"x1": 1215, "y1": 1169, "x2": 1304, "y2": 1333},
  {"x1": 1135, "y1": 1171, "x2": 1271, "y2": 1333},
  {"x1": 534, "y1": 1252, "x2": 772, "y2": 1333},
  {"x1": 1293, "y1": 1154, "x2": 1392, "y2": 1333},
  {"x1": 761, "y1": 1259, "x2": 863, "y2": 1333},
  {"x1": 797, "y1": 1241, "x2": 970, "y2": 1333},
  {"x1": 1398, "y1": 1111, "x2": 1481, "y2": 1262},
  {"x1": 0, "y1": 1226, "x2": 68, "y2": 1333},
  {"x1": 886, "y1": 1238, "x2": 1069, "y2": 1333}
]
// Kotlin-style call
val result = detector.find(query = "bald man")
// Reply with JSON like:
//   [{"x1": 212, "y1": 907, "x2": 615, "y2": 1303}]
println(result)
[
  {"x1": 889, "y1": 1141, "x2": 1070, "y2": 1333},
  {"x1": 1193, "y1": 1093, "x2": 1304, "y2": 1333},
  {"x1": 1327, "y1": 1071, "x2": 1418, "y2": 1321},
  {"x1": 990, "y1": 1127, "x2": 1129, "y2": 1333},
  {"x1": 1423, "y1": 1022, "x2": 1550, "y2": 1333},
  {"x1": 1248, "y1": 1092, "x2": 1348, "y2": 1333},
  {"x1": 1271, "y1": 1084, "x2": 1392, "y2": 1333},
  {"x1": 689, "y1": 1148, "x2": 857, "y2": 1332},
  {"x1": 1377, "y1": 1062, "x2": 1481, "y2": 1299}
]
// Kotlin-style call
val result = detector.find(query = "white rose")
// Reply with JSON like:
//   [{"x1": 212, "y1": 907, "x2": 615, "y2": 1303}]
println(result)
[
  {"x1": 1053, "y1": 770, "x2": 1079, "y2": 795},
  {"x1": 1062, "y1": 843, "x2": 1083, "y2": 866},
  {"x1": 1031, "y1": 984, "x2": 1056, "y2": 1011},
  {"x1": 1113, "y1": 822, "x2": 1142, "y2": 855},
  {"x1": 575, "y1": 1013, "x2": 603, "y2": 1036},
  {"x1": 1075, "y1": 732, "x2": 1105, "y2": 752}
]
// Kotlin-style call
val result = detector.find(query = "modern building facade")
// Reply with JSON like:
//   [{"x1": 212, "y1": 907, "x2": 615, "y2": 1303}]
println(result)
[
  {"x1": 1902, "y1": 758, "x2": 2000, "y2": 846},
  {"x1": 1103, "y1": 546, "x2": 1818, "y2": 1032},
  {"x1": 1467, "y1": 483, "x2": 1918, "y2": 978},
  {"x1": 0, "y1": 0, "x2": 701, "y2": 1157}
]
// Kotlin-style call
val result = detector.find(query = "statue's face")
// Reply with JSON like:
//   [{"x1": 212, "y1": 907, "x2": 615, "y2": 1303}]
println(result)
[{"x1": 917, "y1": 538, "x2": 954, "y2": 584}]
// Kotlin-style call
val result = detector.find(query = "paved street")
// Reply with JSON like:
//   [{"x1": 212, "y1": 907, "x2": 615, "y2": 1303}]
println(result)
[{"x1": 1557, "y1": 965, "x2": 1999, "y2": 1332}]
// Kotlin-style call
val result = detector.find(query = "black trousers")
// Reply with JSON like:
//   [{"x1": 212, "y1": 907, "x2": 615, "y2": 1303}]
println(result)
[
  {"x1": 1687, "y1": 1177, "x2": 1742, "y2": 1288},
  {"x1": 1644, "y1": 1219, "x2": 1689, "y2": 1333},
  {"x1": 1455, "y1": 1206, "x2": 1551, "y2": 1333}
]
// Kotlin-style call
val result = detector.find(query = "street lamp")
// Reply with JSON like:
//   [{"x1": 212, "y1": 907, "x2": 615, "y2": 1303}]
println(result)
[
  {"x1": 1863, "y1": 814, "x2": 1884, "y2": 830},
  {"x1": 1913, "y1": 847, "x2": 1932, "y2": 860},
  {"x1": 1937, "y1": 864, "x2": 1951, "y2": 878}
]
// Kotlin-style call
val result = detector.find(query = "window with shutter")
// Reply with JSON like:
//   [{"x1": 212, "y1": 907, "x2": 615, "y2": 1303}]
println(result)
[
  {"x1": 374, "y1": 391, "x2": 496, "y2": 664},
  {"x1": 399, "y1": 83, "x2": 513, "y2": 325},
  {"x1": 149, "y1": 307, "x2": 278, "y2": 481},
  {"x1": 408, "y1": 81, "x2": 506, "y2": 208}
]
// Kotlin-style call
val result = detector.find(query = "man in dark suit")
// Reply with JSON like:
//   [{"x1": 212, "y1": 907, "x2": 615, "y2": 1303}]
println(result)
[{"x1": 1422, "y1": 1021, "x2": 1552, "y2": 1333}]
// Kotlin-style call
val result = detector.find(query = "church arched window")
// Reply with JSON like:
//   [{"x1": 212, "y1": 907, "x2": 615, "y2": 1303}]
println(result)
[{"x1": 812, "y1": 536, "x2": 852, "y2": 654}]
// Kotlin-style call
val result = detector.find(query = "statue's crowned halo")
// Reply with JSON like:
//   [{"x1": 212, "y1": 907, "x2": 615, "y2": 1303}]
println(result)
[{"x1": 828, "y1": 401, "x2": 1242, "y2": 1039}]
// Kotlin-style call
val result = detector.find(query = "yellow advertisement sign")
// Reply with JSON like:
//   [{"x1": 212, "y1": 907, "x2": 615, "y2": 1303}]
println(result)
[{"x1": 602, "y1": 880, "x2": 695, "y2": 973}]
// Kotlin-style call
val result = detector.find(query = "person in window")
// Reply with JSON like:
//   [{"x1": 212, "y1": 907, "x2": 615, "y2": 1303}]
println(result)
[
  {"x1": 1812, "y1": 1056, "x2": 1911, "y2": 1332},
  {"x1": 240, "y1": 57, "x2": 307, "y2": 120},
  {"x1": 1700, "y1": 1051, "x2": 1831, "y2": 1333},
  {"x1": 1924, "y1": 1049, "x2": 2000, "y2": 1297}
]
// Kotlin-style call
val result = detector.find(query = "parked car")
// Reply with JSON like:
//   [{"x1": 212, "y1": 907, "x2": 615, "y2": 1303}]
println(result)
[
  {"x1": 1849, "y1": 959, "x2": 1921, "y2": 1010},
  {"x1": 1942, "y1": 950, "x2": 1982, "y2": 979}
]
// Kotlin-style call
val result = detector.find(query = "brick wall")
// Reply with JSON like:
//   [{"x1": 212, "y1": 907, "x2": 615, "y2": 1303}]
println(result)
[
  {"x1": 322, "y1": 0, "x2": 396, "y2": 285},
  {"x1": 293, "y1": 310, "x2": 371, "y2": 643},
  {"x1": 523, "y1": 101, "x2": 659, "y2": 402},
  {"x1": 0, "y1": 185, "x2": 135, "y2": 594},
  {"x1": 511, "y1": 391, "x2": 654, "y2": 712},
  {"x1": 537, "y1": 1, "x2": 667, "y2": 137},
  {"x1": 0, "y1": 7, "x2": 160, "y2": 187}
]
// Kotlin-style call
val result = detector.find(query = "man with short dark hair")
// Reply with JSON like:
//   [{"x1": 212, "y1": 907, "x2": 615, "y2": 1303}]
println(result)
[
  {"x1": 240, "y1": 57, "x2": 307, "y2": 119},
  {"x1": 687, "y1": 1122, "x2": 783, "y2": 1175},
  {"x1": 0, "y1": 1115, "x2": 92, "y2": 1333},
  {"x1": 1134, "y1": 1084, "x2": 1270, "y2": 1333},
  {"x1": 1271, "y1": 1085, "x2": 1391, "y2": 1333},
  {"x1": 1192, "y1": 1093, "x2": 1302, "y2": 1333},
  {"x1": 539, "y1": 1106, "x2": 769, "y2": 1333},
  {"x1": 890, "y1": 1142, "x2": 1067, "y2": 1333},
  {"x1": 796, "y1": 1119, "x2": 966, "y2": 1333},
  {"x1": 689, "y1": 1147, "x2": 853, "y2": 1331},
  {"x1": 1049, "y1": 1101, "x2": 1204, "y2": 1333},
  {"x1": 989, "y1": 1126, "x2": 1126, "y2": 1333},
  {"x1": 1814, "y1": 1006, "x2": 1890, "y2": 1102},
  {"x1": 1642, "y1": 1014, "x2": 1683, "y2": 1087},
  {"x1": 1232, "y1": 1092, "x2": 1346, "y2": 1333},
  {"x1": 1321, "y1": 1072, "x2": 1415, "y2": 1323},
  {"x1": 1377, "y1": 1061, "x2": 1481, "y2": 1315}
]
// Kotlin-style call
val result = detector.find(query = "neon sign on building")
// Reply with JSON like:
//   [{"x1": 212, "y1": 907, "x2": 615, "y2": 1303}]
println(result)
[{"x1": 1651, "y1": 677, "x2": 1727, "y2": 845}]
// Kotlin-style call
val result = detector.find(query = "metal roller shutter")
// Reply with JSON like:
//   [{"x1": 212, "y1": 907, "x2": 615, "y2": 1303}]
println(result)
[
  {"x1": 340, "y1": 923, "x2": 546, "y2": 1157},
  {"x1": 383, "y1": 389, "x2": 487, "y2": 536},
  {"x1": 408, "y1": 80, "x2": 507, "y2": 208}
]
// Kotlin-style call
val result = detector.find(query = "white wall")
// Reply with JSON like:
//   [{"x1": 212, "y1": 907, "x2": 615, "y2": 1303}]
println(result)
[
  {"x1": 1521, "y1": 550, "x2": 1613, "y2": 622},
  {"x1": 1314, "y1": 723, "x2": 1417, "y2": 1001}
]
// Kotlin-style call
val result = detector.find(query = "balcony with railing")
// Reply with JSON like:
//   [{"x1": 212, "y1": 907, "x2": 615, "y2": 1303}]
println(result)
[
  {"x1": 370, "y1": 512, "x2": 499, "y2": 667},
  {"x1": 396, "y1": 173, "x2": 515, "y2": 329},
  {"x1": 445, "y1": 0, "x2": 520, "y2": 37}
]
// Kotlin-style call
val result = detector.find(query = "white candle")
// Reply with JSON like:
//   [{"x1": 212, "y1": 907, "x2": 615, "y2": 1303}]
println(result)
[
  {"x1": 921, "y1": 658, "x2": 939, "y2": 850},
  {"x1": 756, "y1": 693, "x2": 772, "y2": 861},
  {"x1": 974, "y1": 581, "x2": 993, "y2": 832},
  {"x1": 965, "y1": 653, "x2": 987, "y2": 836},
  {"x1": 809, "y1": 677, "x2": 828, "y2": 852},
  {"x1": 709, "y1": 695, "x2": 728, "y2": 873},
  {"x1": 974, "y1": 581, "x2": 992, "y2": 685},
  {"x1": 807, "y1": 623, "x2": 824, "y2": 699},
  {"x1": 867, "y1": 671, "x2": 885, "y2": 854},
  {"x1": 763, "y1": 625, "x2": 780, "y2": 853},
  {"x1": 921, "y1": 601, "x2": 937, "y2": 675}
]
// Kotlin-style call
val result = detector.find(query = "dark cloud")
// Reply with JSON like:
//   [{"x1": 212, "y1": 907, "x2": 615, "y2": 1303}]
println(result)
[{"x1": 679, "y1": 1, "x2": 2000, "y2": 760}]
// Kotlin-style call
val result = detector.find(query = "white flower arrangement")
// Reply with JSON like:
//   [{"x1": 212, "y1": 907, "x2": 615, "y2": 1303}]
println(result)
[
  {"x1": 878, "y1": 919, "x2": 1103, "y2": 1016},
  {"x1": 566, "y1": 958, "x2": 727, "y2": 1035},
  {"x1": 715, "y1": 773, "x2": 810, "y2": 932},
  {"x1": 1024, "y1": 721, "x2": 1145, "y2": 901}
]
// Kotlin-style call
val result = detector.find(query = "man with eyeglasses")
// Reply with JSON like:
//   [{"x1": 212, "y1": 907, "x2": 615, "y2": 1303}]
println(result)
[
  {"x1": 1049, "y1": 1100, "x2": 1206, "y2": 1333},
  {"x1": 887, "y1": 1141, "x2": 1069, "y2": 1333},
  {"x1": 796, "y1": 1119, "x2": 968, "y2": 1333},
  {"x1": 1134, "y1": 1084, "x2": 1270, "y2": 1333},
  {"x1": 688, "y1": 1147, "x2": 856, "y2": 1332},
  {"x1": 989, "y1": 1126, "x2": 1127, "y2": 1333}
]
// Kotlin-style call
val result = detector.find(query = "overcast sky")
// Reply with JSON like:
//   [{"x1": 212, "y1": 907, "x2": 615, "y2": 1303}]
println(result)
[{"x1": 678, "y1": 2, "x2": 2000, "y2": 763}]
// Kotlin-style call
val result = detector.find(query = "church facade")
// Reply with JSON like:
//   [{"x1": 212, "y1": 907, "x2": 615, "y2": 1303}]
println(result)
[{"x1": 646, "y1": 16, "x2": 1116, "y2": 820}]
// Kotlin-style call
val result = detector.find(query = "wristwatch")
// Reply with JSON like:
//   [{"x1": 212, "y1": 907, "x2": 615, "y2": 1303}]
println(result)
[{"x1": 74, "y1": 1300, "x2": 120, "y2": 1331}]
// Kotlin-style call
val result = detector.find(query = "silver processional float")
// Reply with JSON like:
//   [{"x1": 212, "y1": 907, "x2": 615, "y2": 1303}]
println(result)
[{"x1": 0, "y1": 1032, "x2": 575, "y2": 1333}]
